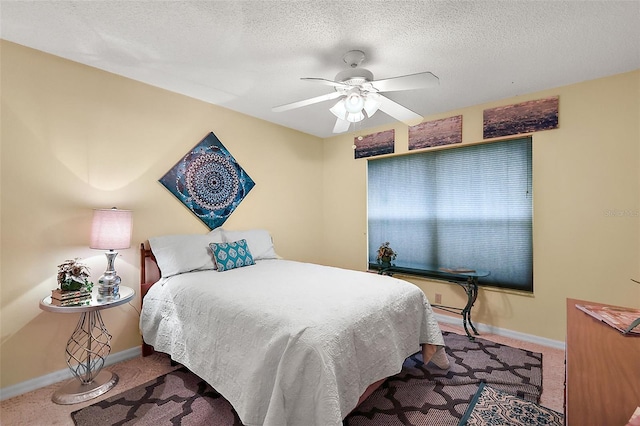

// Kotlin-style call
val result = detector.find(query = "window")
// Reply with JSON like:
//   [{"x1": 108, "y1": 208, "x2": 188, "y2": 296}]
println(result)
[{"x1": 367, "y1": 137, "x2": 533, "y2": 291}]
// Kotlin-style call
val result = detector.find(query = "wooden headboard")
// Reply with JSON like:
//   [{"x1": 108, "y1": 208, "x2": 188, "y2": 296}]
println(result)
[
  {"x1": 140, "y1": 242, "x2": 160, "y2": 296},
  {"x1": 140, "y1": 242, "x2": 160, "y2": 356}
]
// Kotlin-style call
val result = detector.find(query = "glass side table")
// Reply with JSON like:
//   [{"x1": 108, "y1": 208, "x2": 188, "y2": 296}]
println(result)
[
  {"x1": 378, "y1": 265, "x2": 489, "y2": 340},
  {"x1": 39, "y1": 286, "x2": 135, "y2": 404}
]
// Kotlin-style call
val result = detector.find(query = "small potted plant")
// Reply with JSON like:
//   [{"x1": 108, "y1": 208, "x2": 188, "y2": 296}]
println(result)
[
  {"x1": 57, "y1": 258, "x2": 93, "y2": 292},
  {"x1": 376, "y1": 242, "x2": 397, "y2": 271}
]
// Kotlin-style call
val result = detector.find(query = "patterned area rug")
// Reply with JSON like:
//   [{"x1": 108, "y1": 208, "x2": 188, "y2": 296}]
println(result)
[
  {"x1": 345, "y1": 331, "x2": 543, "y2": 425},
  {"x1": 459, "y1": 382, "x2": 563, "y2": 425},
  {"x1": 71, "y1": 332, "x2": 543, "y2": 426}
]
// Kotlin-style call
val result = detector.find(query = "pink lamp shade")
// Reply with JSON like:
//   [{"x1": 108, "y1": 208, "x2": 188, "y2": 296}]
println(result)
[{"x1": 90, "y1": 208, "x2": 133, "y2": 250}]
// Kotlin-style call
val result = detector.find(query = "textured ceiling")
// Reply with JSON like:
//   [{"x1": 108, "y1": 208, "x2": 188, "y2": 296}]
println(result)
[{"x1": 1, "y1": 1, "x2": 639, "y2": 138}]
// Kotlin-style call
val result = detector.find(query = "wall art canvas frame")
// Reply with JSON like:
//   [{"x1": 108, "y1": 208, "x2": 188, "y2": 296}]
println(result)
[
  {"x1": 483, "y1": 96, "x2": 559, "y2": 139},
  {"x1": 409, "y1": 115, "x2": 463, "y2": 150},
  {"x1": 159, "y1": 132, "x2": 255, "y2": 230},
  {"x1": 354, "y1": 129, "x2": 395, "y2": 159}
]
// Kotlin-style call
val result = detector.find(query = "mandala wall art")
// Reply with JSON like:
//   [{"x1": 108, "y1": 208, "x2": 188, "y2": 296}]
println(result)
[{"x1": 159, "y1": 132, "x2": 255, "y2": 230}]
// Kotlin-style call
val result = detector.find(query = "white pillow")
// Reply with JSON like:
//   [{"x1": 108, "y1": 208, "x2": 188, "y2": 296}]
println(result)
[
  {"x1": 149, "y1": 228, "x2": 224, "y2": 277},
  {"x1": 222, "y1": 229, "x2": 278, "y2": 260}
]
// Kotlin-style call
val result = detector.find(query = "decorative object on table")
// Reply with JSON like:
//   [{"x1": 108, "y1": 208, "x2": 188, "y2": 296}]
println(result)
[
  {"x1": 49, "y1": 296, "x2": 92, "y2": 307},
  {"x1": 354, "y1": 129, "x2": 395, "y2": 159},
  {"x1": 627, "y1": 407, "x2": 640, "y2": 426},
  {"x1": 483, "y1": 96, "x2": 559, "y2": 139},
  {"x1": 575, "y1": 303, "x2": 640, "y2": 335},
  {"x1": 51, "y1": 289, "x2": 92, "y2": 307},
  {"x1": 51, "y1": 289, "x2": 91, "y2": 300},
  {"x1": 90, "y1": 207, "x2": 132, "y2": 301},
  {"x1": 56, "y1": 258, "x2": 93, "y2": 292},
  {"x1": 159, "y1": 132, "x2": 255, "y2": 230},
  {"x1": 409, "y1": 115, "x2": 463, "y2": 150},
  {"x1": 376, "y1": 241, "x2": 397, "y2": 272},
  {"x1": 54, "y1": 259, "x2": 93, "y2": 306}
]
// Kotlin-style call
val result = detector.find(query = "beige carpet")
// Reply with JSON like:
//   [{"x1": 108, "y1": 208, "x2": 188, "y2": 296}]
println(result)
[{"x1": 0, "y1": 323, "x2": 565, "y2": 425}]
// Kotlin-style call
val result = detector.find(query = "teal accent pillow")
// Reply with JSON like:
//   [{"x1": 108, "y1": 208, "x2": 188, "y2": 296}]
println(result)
[{"x1": 209, "y1": 239, "x2": 255, "y2": 272}]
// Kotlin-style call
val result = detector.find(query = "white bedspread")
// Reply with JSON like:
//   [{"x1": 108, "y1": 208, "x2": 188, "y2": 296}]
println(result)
[{"x1": 140, "y1": 259, "x2": 444, "y2": 426}]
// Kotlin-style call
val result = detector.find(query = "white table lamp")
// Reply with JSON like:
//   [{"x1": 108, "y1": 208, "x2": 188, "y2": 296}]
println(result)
[{"x1": 90, "y1": 208, "x2": 132, "y2": 300}]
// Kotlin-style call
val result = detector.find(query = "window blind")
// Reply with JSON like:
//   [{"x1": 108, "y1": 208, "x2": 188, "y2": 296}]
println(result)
[{"x1": 367, "y1": 137, "x2": 533, "y2": 291}]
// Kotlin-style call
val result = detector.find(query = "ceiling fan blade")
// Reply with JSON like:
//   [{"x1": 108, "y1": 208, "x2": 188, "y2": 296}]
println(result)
[
  {"x1": 378, "y1": 95, "x2": 423, "y2": 126},
  {"x1": 301, "y1": 77, "x2": 351, "y2": 89},
  {"x1": 370, "y1": 72, "x2": 439, "y2": 92},
  {"x1": 333, "y1": 118, "x2": 351, "y2": 133},
  {"x1": 272, "y1": 91, "x2": 343, "y2": 112}
]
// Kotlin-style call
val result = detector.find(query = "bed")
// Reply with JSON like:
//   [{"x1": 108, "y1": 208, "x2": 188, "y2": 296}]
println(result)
[{"x1": 139, "y1": 228, "x2": 447, "y2": 426}]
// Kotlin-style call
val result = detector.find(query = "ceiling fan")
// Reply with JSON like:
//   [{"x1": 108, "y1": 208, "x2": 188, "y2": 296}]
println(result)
[{"x1": 272, "y1": 50, "x2": 439, "y2": 133}]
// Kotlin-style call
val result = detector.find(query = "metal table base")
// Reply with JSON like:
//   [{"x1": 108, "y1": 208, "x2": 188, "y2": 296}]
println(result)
[
  {"x1": 431, "y1": 275, "x2": 481, "y2": 340},
  {"x1": 53, "y1": 310, "x2": 114, "y2": 404},
  {"x1": 52, "y1": 370, "x2": 119, "y2": 405},
  {"x1": 39, "y1": 286, "x2": 135, "y2": 405}
]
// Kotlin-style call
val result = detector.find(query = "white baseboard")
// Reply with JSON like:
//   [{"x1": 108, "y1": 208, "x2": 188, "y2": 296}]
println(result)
[
  {"x1": 0, "y1": 346, "x2": 140, "y2": 401},
  {"x1": 435, "y1": 313, "x2": 566, "y2": 350}
]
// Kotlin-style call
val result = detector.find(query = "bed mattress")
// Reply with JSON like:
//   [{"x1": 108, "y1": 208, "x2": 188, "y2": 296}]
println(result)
[{"x1": 140, "y1": 259, "x2": 444, "y2": 426}]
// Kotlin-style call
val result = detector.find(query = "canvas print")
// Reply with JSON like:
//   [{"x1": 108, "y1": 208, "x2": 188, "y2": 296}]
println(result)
[
  {"x1": 409, "y1": 115, "x2": 462, "y2": 150},
  {"x1": 159, "y1": 132, "x2": 255, "y2": 230},
  {"x1": 354, "y1": 129, "x2": 394, "y2": 159},
  {"x1": 483, "y1": 96, "x2": 559, "y2": 139}
]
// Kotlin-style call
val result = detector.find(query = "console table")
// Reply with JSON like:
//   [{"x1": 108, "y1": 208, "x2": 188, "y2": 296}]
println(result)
[
  {"x1": 39, "y1": 286, "x2": 135, "y2": 404},
  {"x1": 565, "y1": 298, "x2": 640, "y2": 425},
  {"x1": 379, "y1": 265, "x2": 489, "y2": 340}
]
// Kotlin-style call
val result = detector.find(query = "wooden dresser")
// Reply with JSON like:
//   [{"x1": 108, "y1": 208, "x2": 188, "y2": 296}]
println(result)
[{"x1": 565, "y1": 298, "x2": 640, "y2": 425}]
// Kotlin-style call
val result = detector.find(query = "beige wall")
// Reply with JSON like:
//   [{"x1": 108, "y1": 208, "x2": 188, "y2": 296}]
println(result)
[
  {"x1": 321, "y1": 70, "x2": 640, "y2": 341},
  {"x1": 1, "y1": 40, "x2": 639, "y2": 390},
  {"x1": 0, "y1": 41, "x2": 324, "y2": 388}
]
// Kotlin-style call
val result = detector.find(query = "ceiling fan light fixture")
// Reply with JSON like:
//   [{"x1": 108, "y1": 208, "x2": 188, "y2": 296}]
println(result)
[
  {"x1": 330, "y1": 98, "x2": 365, "y2": 123},
  {"x1": 329, "y1": 99, "x2": 348, "y2": 120},
  {"x1": 274, "y1": 50, "x2": 439, "y2": 133},
  {"x1": 344, "y1": 91, "x2": 365, "y2": 113},
  {"x1": 363, "y1": 93, "x2": 381, "y2": 118},
  {"x1": 346, "y1": 110, "x2": 365, "y2": 123}
]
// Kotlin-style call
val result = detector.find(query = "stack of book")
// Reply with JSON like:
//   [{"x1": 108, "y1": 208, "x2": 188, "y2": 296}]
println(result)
[{"x1": 51, "y1": 289, "x2": 92, "y2": 306}]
